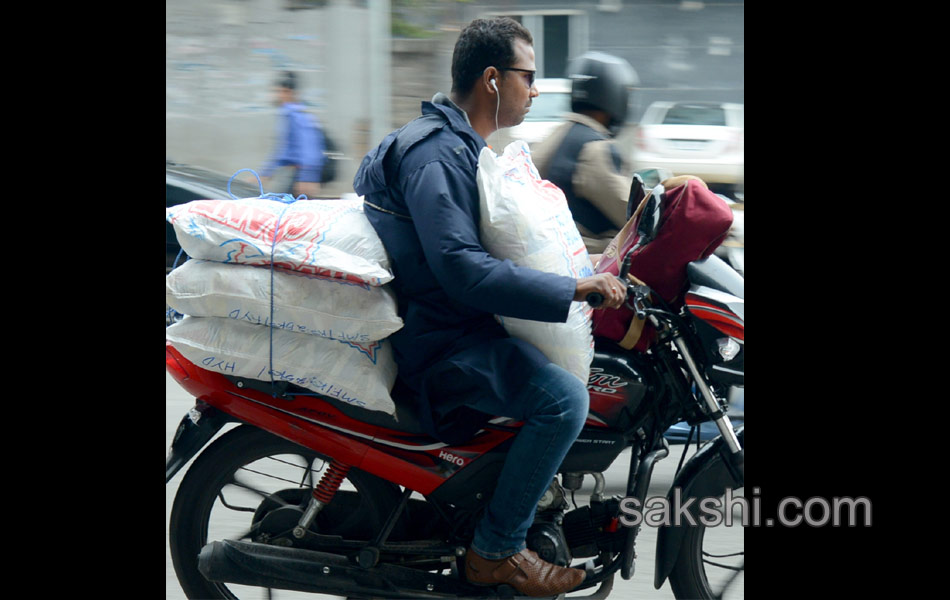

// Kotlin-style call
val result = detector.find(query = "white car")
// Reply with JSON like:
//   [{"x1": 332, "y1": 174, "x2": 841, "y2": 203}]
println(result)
[
  {"x1": 633, "y1": 101, "x2": 744, "y2": 194},
  {"x1": 486, "y1": 78, "x2": 572, "y2": 152}
]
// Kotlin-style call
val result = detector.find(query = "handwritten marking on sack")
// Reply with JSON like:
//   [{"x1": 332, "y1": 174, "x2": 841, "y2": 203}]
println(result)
[
  {"x1": 226, "y1": 310, "x2": 372, "y2": 342},
  {"x1": 201, "y1": 356, "x2": 237, "y2": 373},
  {"x1": 256, "y1": 366, "x2": 367, "y2": 407}
]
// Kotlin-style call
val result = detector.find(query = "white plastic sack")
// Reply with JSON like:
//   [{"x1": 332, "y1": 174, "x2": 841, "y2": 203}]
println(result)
[
  {"x1": 477, "y1": 141, "x2": 595, "y2": 383},
  {"x1": 166, "y1": 194, "x2": 393, "y2": 286},
  {"x1": 166, "y1": 316, "x2": 397, "y2": 414},
  {"x1": 166, "y1": 259, "x2": 403, "y2": 343}
]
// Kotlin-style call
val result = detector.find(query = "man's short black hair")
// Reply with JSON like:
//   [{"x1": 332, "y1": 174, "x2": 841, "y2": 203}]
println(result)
[
  {"x1": 277, "y1": 71, "x2": 297, "y2": 91},
  {"x1": 451, "y1": 17, "x2": 533, "y2": 97}
]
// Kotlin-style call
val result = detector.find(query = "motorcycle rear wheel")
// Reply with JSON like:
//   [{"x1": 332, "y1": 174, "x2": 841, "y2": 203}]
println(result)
[{"x1": 169, "y1": 424, "x2": 402, "y2": 600}]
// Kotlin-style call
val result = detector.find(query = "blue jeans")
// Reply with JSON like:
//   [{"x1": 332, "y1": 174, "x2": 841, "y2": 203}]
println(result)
[{"x1": 469, "y1": 362, "x2": 589, "y2": 560}]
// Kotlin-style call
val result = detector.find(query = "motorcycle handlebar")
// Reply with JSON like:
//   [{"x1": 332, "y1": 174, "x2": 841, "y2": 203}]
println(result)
[
  {"x1": 588, "y1": 249, "x2": 638, "y2": 309},
  {"x1": 587, "y1": 282, "x2": 655, "y2": 324},
  {"x1": 586, "y1": 292, "x2": 605, "y2": 308}
]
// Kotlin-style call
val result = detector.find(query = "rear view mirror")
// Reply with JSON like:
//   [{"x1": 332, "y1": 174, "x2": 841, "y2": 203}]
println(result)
[
  {"x1": 627, "y1": 173, "x2": 646, "y2": 220},
  {"x1": 627, "y1": 168, "x2": 672, "y2": 220},
  {"x1": 637, "y1": 185, "x2": 663, "y2": 244},
  {"x1": 619, "y1": 183, "x2": 664, "y2": 280}
]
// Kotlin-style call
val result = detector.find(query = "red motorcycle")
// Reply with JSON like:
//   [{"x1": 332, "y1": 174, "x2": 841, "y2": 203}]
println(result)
[{"x1": 166, "y1": 191, "x2": 745, "y2": 600}]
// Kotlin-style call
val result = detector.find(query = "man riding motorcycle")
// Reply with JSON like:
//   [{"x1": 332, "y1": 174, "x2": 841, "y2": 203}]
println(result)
[{"x1": 352, "y1": 17, "x2": 625, "y2": 598}]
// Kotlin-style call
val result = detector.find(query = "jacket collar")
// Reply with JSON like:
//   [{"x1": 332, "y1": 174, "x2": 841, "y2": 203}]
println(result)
[{"x1": 423, "y1": 93, "x2": 485, "y2": 147}]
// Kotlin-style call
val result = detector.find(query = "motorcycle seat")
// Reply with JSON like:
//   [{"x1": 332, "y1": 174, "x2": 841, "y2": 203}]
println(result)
[
  {"x1": 337, "y1": 377, "x2": 429, "y2": 435},
  {"x1": 225, "y1": 374, "x2": 429, "y2": 436}
]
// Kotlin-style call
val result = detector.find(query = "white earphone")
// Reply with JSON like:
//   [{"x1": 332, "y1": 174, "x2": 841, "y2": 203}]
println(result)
[{"x1": 491, "y1": 77, "x2": 500, "y2": 130}]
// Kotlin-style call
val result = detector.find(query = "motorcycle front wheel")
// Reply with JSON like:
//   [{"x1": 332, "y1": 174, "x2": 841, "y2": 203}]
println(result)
[
  {"x1": 667, "y1": 484, "x2": 745, "y2": 599},
  {"x1": 168, "y1": 424, "x2": 402, "y2": 600}
]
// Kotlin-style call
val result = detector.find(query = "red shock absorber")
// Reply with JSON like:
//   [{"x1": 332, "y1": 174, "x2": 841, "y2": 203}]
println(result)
[
  {"x1": 313, "y1": 460, "x2": 350, "y2": 504},
  {"x1": 293, "y1": 460, "x2": 351, "y2": 539}
]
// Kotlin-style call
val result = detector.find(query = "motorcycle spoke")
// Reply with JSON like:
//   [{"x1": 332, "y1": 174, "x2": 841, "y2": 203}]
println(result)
[
  {"x1": 224, "y1": 522, "x2": 260, "y2": 542},
  {"x1": 300, "y1": 456, "x2": 324, "y2": 488},
  {"x1": 217, "y1": 455, "x2": 323, "y2": 510},
  {"x1": 697, "y1": 500, "x2": 743, "y2": 600},
  {"x1": 218, "y1": 476, "x2": 278, "y2": 512},
  {"x1": 704, "y1": 550, "x2": 744, "y2": 560},
  {"x1": 711, "y1": 559, "x2": 744, "y2": 600},
  {"x1": 703, "y1": 558, "x2": 744, "y2": 571}
]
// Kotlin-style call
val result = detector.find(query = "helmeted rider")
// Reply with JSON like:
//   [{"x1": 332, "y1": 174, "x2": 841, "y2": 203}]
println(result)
[{"x1": 532, "y1": 51, "x2": 639, "y2": 256}]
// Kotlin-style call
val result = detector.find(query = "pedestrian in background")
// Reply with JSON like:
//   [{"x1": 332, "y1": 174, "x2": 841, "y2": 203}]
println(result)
[{"x1": 261, "y1": 71, "x2": 325, "y2": 197}]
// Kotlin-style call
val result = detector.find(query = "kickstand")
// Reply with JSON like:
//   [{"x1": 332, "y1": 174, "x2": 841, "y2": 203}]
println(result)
[{"x1": 357, "y1": 486, "x2": 413, "y2": 569}]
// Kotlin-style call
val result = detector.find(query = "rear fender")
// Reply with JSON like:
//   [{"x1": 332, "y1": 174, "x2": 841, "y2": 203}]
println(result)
[
  {"x1": 165, "y1": 401, "x2": 234, "y2": 483},
  {"x1": 653, "y1": 426, "x2": 744, "y2": 589}
]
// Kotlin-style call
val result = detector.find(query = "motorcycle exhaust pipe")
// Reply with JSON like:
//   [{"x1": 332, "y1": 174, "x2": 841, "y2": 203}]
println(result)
[
  {"x1": 198, "y1": 539, "x2": 352, "y2": 596},
  {"x1": 198, "y1": 539, "x2": 486, "y2": 599}
]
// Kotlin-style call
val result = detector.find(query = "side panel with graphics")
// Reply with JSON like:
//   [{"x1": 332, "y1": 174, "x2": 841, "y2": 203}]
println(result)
[{"x1": 585, "y1": 350, "x2": 652, "y2": 430}]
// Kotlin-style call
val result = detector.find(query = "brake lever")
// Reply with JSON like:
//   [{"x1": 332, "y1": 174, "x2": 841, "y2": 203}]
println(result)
[{"x1": 626, "y1": 284, "x2": 651, "y2": 320}]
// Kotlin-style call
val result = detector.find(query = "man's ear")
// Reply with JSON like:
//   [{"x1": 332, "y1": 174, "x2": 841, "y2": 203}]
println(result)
[{"x1": 482, "y1": 67, "x2": 500, "y2": 94}]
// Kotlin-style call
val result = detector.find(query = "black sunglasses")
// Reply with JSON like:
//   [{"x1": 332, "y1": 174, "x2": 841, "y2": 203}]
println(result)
[{"x1": 498, "y1": 67, "x2": 536, "y2": 88}]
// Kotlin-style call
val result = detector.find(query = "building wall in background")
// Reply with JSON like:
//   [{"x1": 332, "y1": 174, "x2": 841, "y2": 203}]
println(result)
[{"x1": 166, "y1": 0, "x2": 742, "y2": 194}]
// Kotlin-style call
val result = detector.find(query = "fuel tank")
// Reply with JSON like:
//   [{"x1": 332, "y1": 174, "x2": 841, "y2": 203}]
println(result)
[
  {"x1": 585, "y1": 348, "x2": 652, "y2": 429},
  {"x1": 560, "y1": 348, "x2": 653, "y2": 472}
]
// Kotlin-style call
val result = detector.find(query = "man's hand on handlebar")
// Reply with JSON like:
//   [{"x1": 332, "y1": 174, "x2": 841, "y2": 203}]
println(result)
[{"x1": 574, "y1": 273, "x2": 626, "y2": 309}]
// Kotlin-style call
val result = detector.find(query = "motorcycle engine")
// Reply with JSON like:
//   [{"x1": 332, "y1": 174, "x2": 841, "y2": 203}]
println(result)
[
  {"x1": 527, "y1": 514, "x2": 573, "y2": 567},
  {"x1": 527, "y1": 479, "x2": 572, "y2": 566},
  {"x1": 561, "y1": 498, "x2": 626, "y2": 558},
  {"x1": 526, "y1": 479, "x2": 626, "y2": 565}
]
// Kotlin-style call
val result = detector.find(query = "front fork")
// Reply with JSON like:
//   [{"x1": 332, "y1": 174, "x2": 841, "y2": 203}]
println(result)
[
  {"x1": 628, "y1": 287, "x2": 741, "y2": 457},
  {"x1": 670, "y1": 335, "x2": 742, "y2": 454},
  {"x1": 668, "y1": 332, "x2": 744, "y2": 486}
]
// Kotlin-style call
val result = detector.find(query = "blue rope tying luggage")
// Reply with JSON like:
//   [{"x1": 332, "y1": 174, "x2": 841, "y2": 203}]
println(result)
[
  {"x1": 169, "y1": 168, "x2": 321, "y2": 397},
  {"x1": 267, "y1": 200, "x2": 291, "y2": 394},
  {"x1": 263, "y1": 194, "x2": 321, "y2": 398},
  {"x1": 228, "y1": 168, "x2": 265, "y2": 199},
  {"x1": 228, "y1": 169, "x2": 317, "y2": 398}
]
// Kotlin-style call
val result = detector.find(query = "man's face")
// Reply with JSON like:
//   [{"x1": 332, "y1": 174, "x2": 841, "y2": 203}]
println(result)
[
  {"x1": 273, "y1": 86, "x2": 294, "y2": 107},
  {"x1": 496, "y1": 38, "x2": 540, "y2": 129}
]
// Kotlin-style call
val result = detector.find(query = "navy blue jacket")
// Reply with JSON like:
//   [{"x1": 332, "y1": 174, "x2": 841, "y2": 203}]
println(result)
[{"x1": 353, "y1": 94, "x2": 577, "y2": 443}]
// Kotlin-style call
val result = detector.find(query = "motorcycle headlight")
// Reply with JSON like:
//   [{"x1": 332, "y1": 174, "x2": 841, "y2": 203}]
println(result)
[{"x1": 717, "y1": 337, "x2": 741, "y2": 362}]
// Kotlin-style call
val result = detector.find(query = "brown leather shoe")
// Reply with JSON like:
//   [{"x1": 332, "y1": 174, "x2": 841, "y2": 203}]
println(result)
[{"x1": 465, "y1": 548, "x2": 586, "y2": 597}]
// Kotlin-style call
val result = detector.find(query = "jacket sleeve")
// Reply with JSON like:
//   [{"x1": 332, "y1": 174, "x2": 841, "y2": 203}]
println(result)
[
  {"x1": 573, "y1": 139, "x2": 632, "y2": 229},
  {"x1": 402, "y1": 159, "x2": 577, "y2": 323}
]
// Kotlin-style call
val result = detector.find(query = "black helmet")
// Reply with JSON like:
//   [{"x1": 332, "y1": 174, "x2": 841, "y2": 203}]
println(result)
[{"x1": 568, "y1": 51, "x2": 639, "y2": 129}]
